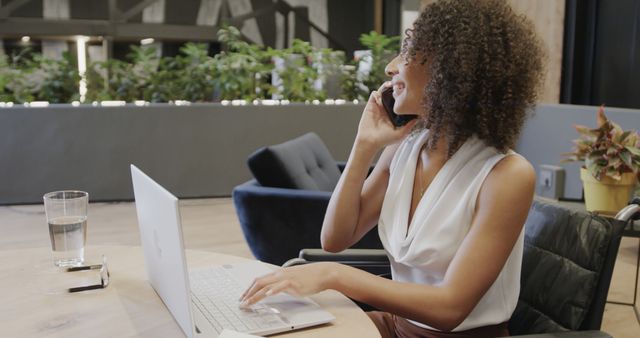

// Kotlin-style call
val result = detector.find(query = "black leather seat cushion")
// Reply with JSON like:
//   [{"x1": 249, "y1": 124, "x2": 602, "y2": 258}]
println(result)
[
  {"x1": 510, "y1": 201, "x2": 614, "y2": 334},
  {"x1": 247, "y1": 132, "x2": 341, "y2": 191}
]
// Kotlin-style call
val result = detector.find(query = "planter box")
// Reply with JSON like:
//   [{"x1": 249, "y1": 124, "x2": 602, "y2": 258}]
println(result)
[
  {"x1": 0, "y1": 103, "x2": 365, "y2": 204},
  {"x1": 3, "y1": 102, "x2": 639, "y2": 205}
]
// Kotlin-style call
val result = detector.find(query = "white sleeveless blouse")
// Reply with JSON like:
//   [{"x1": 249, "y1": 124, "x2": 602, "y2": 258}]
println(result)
[{"x1": 378, "y1": 129, "x2": 524, "y2": 331}]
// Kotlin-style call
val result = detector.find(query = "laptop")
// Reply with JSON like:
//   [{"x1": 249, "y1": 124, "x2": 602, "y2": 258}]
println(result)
[{"x1": 130, "y1": 165, "x2": 335, "y2": 338}]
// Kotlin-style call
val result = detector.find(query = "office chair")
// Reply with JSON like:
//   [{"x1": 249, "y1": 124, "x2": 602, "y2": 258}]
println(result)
[{"x1": 285, "y1": 198, "x2": 639, "y2": 337}]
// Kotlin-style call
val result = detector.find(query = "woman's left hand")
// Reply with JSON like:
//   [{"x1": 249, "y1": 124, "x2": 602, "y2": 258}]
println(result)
[{"x1": 239, "y1": 262, "x2": 339, "y2": 307}]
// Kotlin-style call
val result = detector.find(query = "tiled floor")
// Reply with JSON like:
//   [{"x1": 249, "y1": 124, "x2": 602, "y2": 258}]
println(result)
[{"x1": 1, "y1": 198, "x2": 638, "y2": 337}]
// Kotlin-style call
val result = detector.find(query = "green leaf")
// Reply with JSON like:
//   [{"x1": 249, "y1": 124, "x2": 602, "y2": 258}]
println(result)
[
  {"x1": 587, "y1": 160, "x2": 604, "y2": 180},
  {"x1": 626, "y1": 146, "x2": 640, "y2": 156},
  {"x1": 577, "y1": 138, "x2": 594, "y2": 145},
  {"x1": 606, "y1": 146, "x2": 619, "y2": 156},
  {"x1": 617, "y1": 130, "x2": 632, "y2": 143},
  {"x1": 620, "y1": 149, "x2": 634, "y2": 168},
  {"x1": 588, "y1": 149, "x2": 606, "y2": 159},
  {"x1": 574, "y1": 124, "x2": 592, "y2": 135}
]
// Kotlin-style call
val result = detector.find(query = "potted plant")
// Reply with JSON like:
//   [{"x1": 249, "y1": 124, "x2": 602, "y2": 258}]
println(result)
[{"x1": 563, "y1": 105, "x2": 640, "y2": 214}]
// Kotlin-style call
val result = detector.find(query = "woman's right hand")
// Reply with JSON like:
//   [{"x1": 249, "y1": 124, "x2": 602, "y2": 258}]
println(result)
[{"x1": 356, "y1": 82, "x2": 418, "y2": 151}]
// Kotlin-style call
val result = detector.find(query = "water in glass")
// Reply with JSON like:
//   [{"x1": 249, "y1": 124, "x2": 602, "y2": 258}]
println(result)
[{"x1": 48, "y1": 215, "x2": 87, "y2": 266}]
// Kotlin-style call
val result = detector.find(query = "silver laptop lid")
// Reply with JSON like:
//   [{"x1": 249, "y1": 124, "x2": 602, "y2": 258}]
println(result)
[{"x1": 131, "y1": 164, "x2": 195, "y2": 338}]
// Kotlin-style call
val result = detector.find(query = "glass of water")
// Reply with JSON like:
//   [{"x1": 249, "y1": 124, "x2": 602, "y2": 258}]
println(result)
[{"x1": 43, "y1": 191, "x2": 89, "y2": 267}]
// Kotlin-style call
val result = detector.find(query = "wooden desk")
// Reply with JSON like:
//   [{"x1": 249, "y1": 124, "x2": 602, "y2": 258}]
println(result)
[{"x1": 0, "y1": 245, "x2": 380, "y2": 338}]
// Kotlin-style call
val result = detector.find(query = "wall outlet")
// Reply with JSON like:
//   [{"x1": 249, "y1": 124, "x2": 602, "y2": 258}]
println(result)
[{"x1": 536, "y1": 165, "x2": 565, "y2": 199}]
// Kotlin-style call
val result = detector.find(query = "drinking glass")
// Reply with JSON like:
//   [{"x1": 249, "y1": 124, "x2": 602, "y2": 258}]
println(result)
[{"x1": 43, "y1": 191, "x2": 89, "y2": 267}]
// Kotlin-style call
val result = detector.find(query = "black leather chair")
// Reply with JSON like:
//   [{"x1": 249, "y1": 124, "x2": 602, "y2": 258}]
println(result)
[
  {"x1": 232, "y1": 132, "x2": 382, "y2": 266},
  {"x1": 285, "y1": 198, "x2": 639, "y2": 337}
]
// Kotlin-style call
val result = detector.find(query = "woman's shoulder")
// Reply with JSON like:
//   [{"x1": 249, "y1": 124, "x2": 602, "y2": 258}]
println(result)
[
  {"x1": 483, "y1": 153, "x2": 536, "y2": 198},
  {"x1": 469, "y1": 134, "x2": 534, "y2": 183},
  {"x1": 494, "y1": 153, "x2": 535, "y2": 177}
]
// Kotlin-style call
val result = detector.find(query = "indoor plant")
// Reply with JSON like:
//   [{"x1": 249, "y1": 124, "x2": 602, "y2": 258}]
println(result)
[
  {"x1": 270, "y1": 39, "x2": 323, "y2": 101},
  {"x1": 212, "y1": 25, "x2": 272, "y2": 101},
  {"x1": 358, "y1": 31, "x2": 401, "y2": 94},
  {"x1": 563, "y1": 105, "x2": 640, "y2": 213},
  {"x1": 1, "y1": 29, "x2": 402, "y2": 103},
  {"x1": 2, "y1": 48, "x2": 38, "y2": 103},
  {"x1": 35, "y1": 51, "x2": 80, "y2": 103}
]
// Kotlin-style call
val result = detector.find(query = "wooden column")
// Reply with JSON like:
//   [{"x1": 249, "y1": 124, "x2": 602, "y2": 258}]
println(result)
[
  {"x1": 375, "y1": 0, "x2": 383, "y2": 33},
  {"x1": 507, "y1": 0, "x2": 565, "y2": 103}
]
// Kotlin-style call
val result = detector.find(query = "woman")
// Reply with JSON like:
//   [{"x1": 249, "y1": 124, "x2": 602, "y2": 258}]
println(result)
[{"x1": 240, "y1": 0, "x2": 545, "y2": 336}]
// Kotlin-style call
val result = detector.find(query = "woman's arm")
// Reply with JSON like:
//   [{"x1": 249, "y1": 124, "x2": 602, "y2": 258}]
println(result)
[
  {"x1": 320, "y1": 84, "x2": 417, "y2": 252},
  {"x1": 320, "y1": 142, "x2": 398, "y2": 252},
  {"x1": 241, "y1": 155, "x2": 535, "y2": 331}
]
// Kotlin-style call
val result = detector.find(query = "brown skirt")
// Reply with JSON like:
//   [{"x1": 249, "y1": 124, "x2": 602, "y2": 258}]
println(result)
[{"x1": 367, "y1": 311, "x2": 509, "y2": 338}]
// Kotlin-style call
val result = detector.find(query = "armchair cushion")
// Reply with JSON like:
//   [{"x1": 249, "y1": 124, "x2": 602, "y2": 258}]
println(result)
[{"x1": 247, "y1": 132, "x2": 341, "y2": 191}]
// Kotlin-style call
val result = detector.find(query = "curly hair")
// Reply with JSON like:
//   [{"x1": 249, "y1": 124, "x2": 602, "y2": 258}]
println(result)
[{"x1": 403, "y1": 0, "x2": 545, "y2": 156}]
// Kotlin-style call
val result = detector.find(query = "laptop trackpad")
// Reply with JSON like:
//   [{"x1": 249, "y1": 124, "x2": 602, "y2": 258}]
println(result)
[
  {"x1": 261, "y1": 293, "x2": 334, "y2": 326},
  {"x1": 264, "y1": 296, "x2": 313, "y2": 313}
]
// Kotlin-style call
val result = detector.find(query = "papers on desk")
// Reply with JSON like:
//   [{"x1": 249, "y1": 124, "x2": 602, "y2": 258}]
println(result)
[{"x1": 218, "y1": 329, "x2": 264, "y2": 338}]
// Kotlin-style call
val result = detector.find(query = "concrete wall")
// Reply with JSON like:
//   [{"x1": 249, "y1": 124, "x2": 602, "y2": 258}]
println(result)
[
  {"x1": 2, "y1": 103, "x2": 639, "y2": 204},
  {"x1": 0, "y1": 103, "x2": 363, "y2": 204},
  {"x1": 517, "y1": 104, "x2": 640, "y2": 200}
]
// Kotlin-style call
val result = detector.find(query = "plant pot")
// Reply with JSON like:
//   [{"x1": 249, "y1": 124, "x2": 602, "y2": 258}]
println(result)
[{"x1": 580, "y1": 167, "x2": 637, "y2": 214}]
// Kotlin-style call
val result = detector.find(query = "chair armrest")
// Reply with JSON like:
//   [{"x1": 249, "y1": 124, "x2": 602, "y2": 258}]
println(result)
[
  {"x1": 615, "y1": 197, "x2": 640, "y2": 234},
  {"x1": 615, "y1": 197, "x2": 640, "y2": 222},
  {"x1": 507, "y1": 331, "x2": 611, "y2": 338},
  {"x1": 299, "y1": 248, "x2": 389, "y2": 263},
  {"x1": 283, "y1": 248, "x2": 391, "y2": 277}
]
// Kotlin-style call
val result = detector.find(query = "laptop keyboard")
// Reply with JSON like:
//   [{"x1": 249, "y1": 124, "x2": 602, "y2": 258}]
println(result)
[{"x1": 190, "y1": 267, "x2": 286, "y2": 334}]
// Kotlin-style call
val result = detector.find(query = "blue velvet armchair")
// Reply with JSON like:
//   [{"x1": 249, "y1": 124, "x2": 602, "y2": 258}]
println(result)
[{"x1": 232, "y1": 132, "x2": 382, "y2": 266}]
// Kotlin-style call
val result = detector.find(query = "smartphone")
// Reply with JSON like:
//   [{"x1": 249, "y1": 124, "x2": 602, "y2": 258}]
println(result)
[{"x1": 381, "y1": 87, "x2": 418, "y2": 127}]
